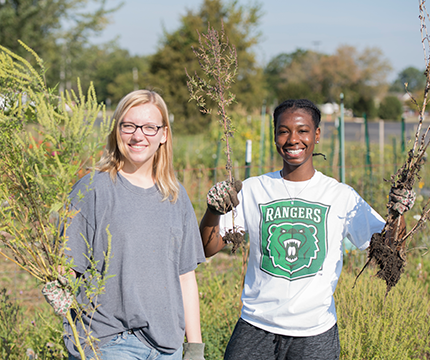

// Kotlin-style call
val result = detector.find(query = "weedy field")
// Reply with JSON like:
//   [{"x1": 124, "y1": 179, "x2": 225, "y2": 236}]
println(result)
[{"x1": 2, "y1": 121, "x2": 430, "y2": 358}]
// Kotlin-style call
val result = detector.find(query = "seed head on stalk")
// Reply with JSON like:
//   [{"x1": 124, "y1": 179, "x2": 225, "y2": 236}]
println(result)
[
  {"x1": 186, "y1": 22, "x2": 237, "y2": 183},
  {"x1": 186, "y1": 22, "x2": 245, "y2": 252},
  {"x1": 356, "y1": 0, "x2": 430, "y2": 295}
]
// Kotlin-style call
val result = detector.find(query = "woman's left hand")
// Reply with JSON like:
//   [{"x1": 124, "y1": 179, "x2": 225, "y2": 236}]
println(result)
[{"x1": 183, "y1": 343, "x2": 205, "y2": 360}]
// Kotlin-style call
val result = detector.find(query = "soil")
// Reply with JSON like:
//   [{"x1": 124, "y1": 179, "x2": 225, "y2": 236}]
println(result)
[
  {"x1": 367, "y1": 232, "x2": 405, "y2": 294},
  {"x1": 222, "y1": 229, "x2": 245, "y2": 253}
]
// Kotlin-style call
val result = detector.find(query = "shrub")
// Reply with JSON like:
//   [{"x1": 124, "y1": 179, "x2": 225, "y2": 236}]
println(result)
[
  {"x1": 378, "y1": 95, "x2": 403, "y2": 120},
  {"x1": 336, "y1": 270, "x2": 430, "y2": 359}
]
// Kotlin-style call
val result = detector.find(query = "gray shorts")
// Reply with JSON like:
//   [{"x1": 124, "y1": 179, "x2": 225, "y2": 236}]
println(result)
[{"x1": 224, "y1": 318, "x2": 340, "y2": 360}]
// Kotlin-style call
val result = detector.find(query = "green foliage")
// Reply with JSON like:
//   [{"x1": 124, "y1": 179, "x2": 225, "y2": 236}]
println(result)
[
  {"x1": 336, "y1": 270, "x2": 430, "y2": 359},
  {"x1": 197, "y1": 251, "x2": 243, "y2": 360},
  {"x1": 390, "y1": 66, "x2": 426, "y2": 93},
  {"x1": 0, "y1": 290, "x2": 66, "y2": 359},
  {"x1": 351, "y1": 93, "x2": 377, "y2": 119},
  {"x1": 0, "y1": 0, "x2": 121, "y2": 94},
  {"x1": 0, "y1": 288, "x2": 26, "y2": 359},
  {"x1": 378, "y1": 95, "x2": 403, "y2": 120},
  {"x1": 264, "y1": 49, "x2": 324, "y2": 104},
  {"x1": 147, "y1": 0, "x2": 264, "y2": 134},
  {"x1": 0, "y1": 44, "x2": 113, "y2": 358},
  {"x1": 26, "y1": 307, "x2": 66, "y2": 359},
  {"x1": 79, "y1": 45, "x2": 151, "y2": 104},
  {"x1": 264, "y1": 45, "x2": 391, "y2": 116},
  {"x1": 0, "y1": 43, "x2": 111, "y2": 280}
]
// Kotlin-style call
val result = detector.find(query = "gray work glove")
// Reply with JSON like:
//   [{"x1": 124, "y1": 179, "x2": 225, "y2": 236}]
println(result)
[
  {"x1": 388, "y1": 187, "x2": 416, "y2": 215},
  {"x1": 41, "y1": 276, "x2": 73, "y2": 316},
  {"x1": 207, "y1": 180, "x2": 242, "y2": 215},
  {"x1": 183, "y1": 343, "x2": 205, "y2": 360}
]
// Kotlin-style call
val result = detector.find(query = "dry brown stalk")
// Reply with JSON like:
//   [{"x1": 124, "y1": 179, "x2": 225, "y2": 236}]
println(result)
[{"x1": 186, "y1": 22, "x2": 245, "y2": 251}]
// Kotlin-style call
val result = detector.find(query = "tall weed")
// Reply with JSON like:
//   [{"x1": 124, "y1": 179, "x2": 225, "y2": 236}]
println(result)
[{"x1": 336, "y1": 270, "x2": 430, "y2": 359}]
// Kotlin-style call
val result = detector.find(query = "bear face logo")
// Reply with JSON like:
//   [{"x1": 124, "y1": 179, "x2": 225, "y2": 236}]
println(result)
[{"x1": 267, "y1": 222, "x2": 319, "y2": 274}]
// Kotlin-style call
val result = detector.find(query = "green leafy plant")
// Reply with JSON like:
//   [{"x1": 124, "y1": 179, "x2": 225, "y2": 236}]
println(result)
[
  {"x1": 0, "y1": 42, "x2": 112, "y2": 358},
  {"x1": 337, "y1": 270, "x2": 430, "y2": 359},
  {"x1": 0, "y1": 288, "x2": 26, "y2": 359}
]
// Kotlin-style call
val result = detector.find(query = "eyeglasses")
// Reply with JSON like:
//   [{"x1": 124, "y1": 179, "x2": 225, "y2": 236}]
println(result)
[{"x1": 120, "y1": 122, "x2": 164, "y2": 136}]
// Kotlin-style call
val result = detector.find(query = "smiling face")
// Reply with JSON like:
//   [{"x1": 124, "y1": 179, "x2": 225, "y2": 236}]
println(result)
[
  {"x1": 119, "y1": 103, "x2": 167, "y2": 173},
  {"x1": 275, "y1": 109, "x2": 320, "y2": 180}
]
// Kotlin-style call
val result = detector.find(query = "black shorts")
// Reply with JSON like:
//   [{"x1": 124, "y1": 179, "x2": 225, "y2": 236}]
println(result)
[{"x1": 224, "y1": 318, "x2": 340, "y2": 360}]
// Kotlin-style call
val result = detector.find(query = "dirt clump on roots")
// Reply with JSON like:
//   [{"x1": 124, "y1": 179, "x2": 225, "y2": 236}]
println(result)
[
  {"x1": 366, "y1": 232, "x2": 405, "y2": 294},
  {"x1": 223, "y1": 229, "x2": 245, "y2": 254}
]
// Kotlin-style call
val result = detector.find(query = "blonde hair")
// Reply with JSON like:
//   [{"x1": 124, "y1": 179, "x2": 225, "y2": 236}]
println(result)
[{"x1": 97, "y1": 90, "x2": 179, "y2": 202}]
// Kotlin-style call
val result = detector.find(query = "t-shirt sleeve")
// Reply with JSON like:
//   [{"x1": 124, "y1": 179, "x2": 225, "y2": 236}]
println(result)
[
  {"x1": 64, "y1": 176, "x2": 97, "y2": 273},
  {"x1": 178, "y1": 188, "x2": 206, "y2": 275},
  {"x1": 345, "y1": 188, "x2": 386, "y2": 251}
]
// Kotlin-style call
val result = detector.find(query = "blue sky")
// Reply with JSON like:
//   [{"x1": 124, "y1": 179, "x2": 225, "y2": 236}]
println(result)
[{"x1": 90, "y1": 0, "x2": 424, "y2": 81}]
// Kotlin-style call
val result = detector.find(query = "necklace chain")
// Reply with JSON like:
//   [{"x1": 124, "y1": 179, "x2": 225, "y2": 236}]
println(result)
[{"x1": 280, "y1": 170, "x2": 313, "y2": 205}]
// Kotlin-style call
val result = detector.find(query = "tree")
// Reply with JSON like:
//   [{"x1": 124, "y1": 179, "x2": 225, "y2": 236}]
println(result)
[
  {"x1": 71, "y1": 44, "x2": 151, "y2": 104},
  {"x1": 378, "y1": 95, "x2": 403, "y2": 120},
  {"x1": 146, "y1": 0, "x2": 264, "y2": 134},
  {"x1": 264, "y1": 50, "x2": 324, "y2": 104},
  {"x1": 390, "y1": 66, "x2": 426, "y2": 93},
  {"x1": 0, "y1": 0, "x2": 121, "y2": 91},
  {"x1": 265, "y1": 45, "x2": 391, "y2": 118}
]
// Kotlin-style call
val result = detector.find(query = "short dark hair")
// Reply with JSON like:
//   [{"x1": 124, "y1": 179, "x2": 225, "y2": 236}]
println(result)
[{"x1": 273, "y1": 99, "x2": 321, "y2": 129}]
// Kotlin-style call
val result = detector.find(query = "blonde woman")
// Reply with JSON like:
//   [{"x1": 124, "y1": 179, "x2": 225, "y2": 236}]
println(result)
[{"x1": 61, "y1": 90, "x2": 205, "y2": 359}]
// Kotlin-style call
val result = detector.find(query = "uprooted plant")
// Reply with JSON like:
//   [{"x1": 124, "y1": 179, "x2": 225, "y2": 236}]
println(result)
[
  {"x1": 186, "y1": 22, "x2": 244, "y2": 252},
  {"x1": 0, "y1": 42, "x2": 113, "y2": 358},
  {"x1": 356, "y1": 0, "x2": 430, "y2": 295}
]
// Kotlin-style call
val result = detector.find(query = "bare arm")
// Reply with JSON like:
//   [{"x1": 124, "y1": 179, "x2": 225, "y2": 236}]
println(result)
[
  {"x1": 199, "y1": 208, "x2": 226, "y2": 257},
  {"x1": 180, "y1": 270, "x2": 202, "y2": 343}
]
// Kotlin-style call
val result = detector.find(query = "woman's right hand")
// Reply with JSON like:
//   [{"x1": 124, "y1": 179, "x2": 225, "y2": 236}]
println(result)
[
  {"x1": 207, "y1": 180, "x2": 242, "y2": 214},
  {"x1": 41, "y1": 276, "x2": 74, "y2": 316}
]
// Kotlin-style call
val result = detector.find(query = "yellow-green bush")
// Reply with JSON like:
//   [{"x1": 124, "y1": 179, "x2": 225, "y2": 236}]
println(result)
[{"x1": 336, "y1": 270, "x2": 430, "y2": 359}]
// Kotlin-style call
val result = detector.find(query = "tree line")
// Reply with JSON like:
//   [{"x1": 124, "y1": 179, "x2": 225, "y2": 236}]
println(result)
[{"x1": 0, "y1": 0, "x2": 426, "y2": 133}]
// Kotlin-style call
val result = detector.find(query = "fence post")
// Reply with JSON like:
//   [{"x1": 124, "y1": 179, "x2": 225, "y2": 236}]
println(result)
[
  {"x1": 364, "y1": 113, "x2": 372, "y2": 176},
  {"x1": 363, "y1": 112, "x2": 372, "y2": 199},
  {"x1": 269, "y1": 112, "x2": 275, "y2": 172},
  {"x1": 259, "y1": 100, "x2": 267, "y2": 175},
  {"x1": 339, "y1": 93, "x2": 345, "y2": 183},
  {"x1": 245, "y1": 140, "x2": 252, "y2": 179},
  {"x1": 379, "y1": 120, "x2": 384, "y2": 168}
]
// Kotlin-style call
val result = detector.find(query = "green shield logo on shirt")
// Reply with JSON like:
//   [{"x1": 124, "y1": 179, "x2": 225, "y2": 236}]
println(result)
[{"x1": 259, "y1": 199, "x2": 329, "y2": 280}]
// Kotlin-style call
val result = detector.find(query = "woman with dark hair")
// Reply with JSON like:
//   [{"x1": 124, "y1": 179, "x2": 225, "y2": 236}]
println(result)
[{"x1": 199, "y1": 99, "x2": 414, "y2": 359}]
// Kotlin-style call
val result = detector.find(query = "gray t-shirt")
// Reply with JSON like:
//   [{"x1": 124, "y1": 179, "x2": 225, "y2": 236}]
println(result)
[{"x1": 63, "y1": 171, "x2": 205, "y2": 357}]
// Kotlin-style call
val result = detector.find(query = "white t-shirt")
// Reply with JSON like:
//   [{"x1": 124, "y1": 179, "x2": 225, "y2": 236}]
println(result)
[{"x1": 220, "y1": 170, "x2": 385, "y2": 337}]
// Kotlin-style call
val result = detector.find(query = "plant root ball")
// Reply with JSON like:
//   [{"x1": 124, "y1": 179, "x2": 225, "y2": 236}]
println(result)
[
  {"x1": 222, "y1": 229, "x2": 245, "y2": 253},
  {"x1": 368, "y1": 232, "x2": 405, "y2": 294}
]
